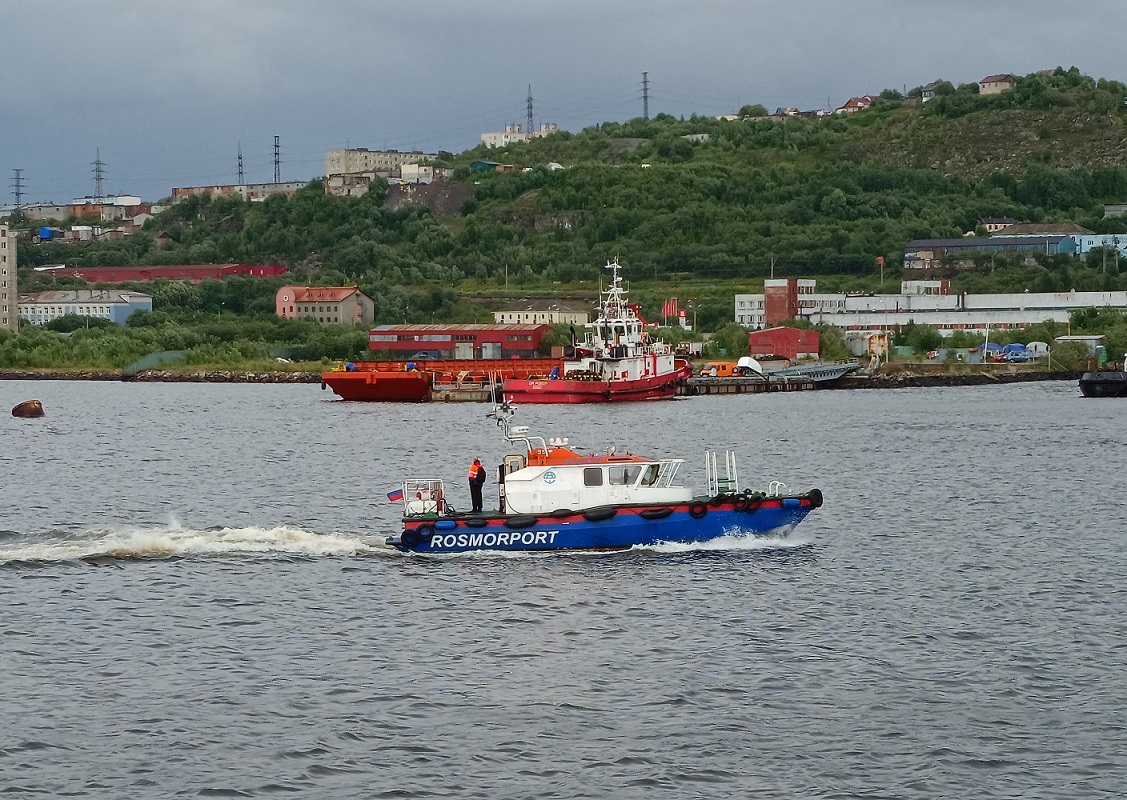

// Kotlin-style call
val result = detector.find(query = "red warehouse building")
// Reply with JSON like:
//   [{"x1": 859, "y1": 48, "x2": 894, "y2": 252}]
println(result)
[
  {"x1": 39, "y1": 264, "x2": 288, "y2": 283},
  {"x1": 369, "y1": 324, "x2": 553, "y2": 359},
  {"x1": 748, "y1": 326, "x2": 820, "y2": 360}
]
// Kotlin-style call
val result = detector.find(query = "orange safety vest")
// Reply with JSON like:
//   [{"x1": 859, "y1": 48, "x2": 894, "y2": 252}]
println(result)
[{"x1": 468, "y1": 464, "x2": 480, "y2": 479}]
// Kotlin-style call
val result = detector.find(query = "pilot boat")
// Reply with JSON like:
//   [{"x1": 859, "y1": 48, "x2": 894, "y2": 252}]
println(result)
[
  {"x1": 387, "y1": 402, "x2": 822, "y2": 553},
  {"x1": 501, "y1": 258, "x2": 692, "y2": 403}
]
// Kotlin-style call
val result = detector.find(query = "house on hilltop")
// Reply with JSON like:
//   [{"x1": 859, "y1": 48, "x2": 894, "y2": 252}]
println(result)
[
  {"x1": 979, "y1": 74, "x2": 1017, "y2": 95},
  {"x1": 836, "y1": 95, "x2": 878, "y2": 114}
]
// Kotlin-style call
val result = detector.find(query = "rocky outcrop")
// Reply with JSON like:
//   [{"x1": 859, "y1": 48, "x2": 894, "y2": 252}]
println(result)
[{"x1": 128, "y1": 370, "x2": 322, "y2": 383}]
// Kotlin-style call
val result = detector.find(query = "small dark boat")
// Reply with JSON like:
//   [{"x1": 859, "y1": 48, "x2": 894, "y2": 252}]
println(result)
[{"x1": 1079, "y1": 371, "x2": 1127, "y2": 398}]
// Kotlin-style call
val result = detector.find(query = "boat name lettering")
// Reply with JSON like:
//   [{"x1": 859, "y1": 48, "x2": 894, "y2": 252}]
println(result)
[
  {"x1": 430, "y1": 531, "x2": 559, "y2": 548},
  {"x1": 542, "y1": 470, "x2": 557, "y2": 485}
]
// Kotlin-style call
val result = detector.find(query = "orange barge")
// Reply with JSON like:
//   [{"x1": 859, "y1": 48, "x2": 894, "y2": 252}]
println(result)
[{"x1": 321, "y1": 359, "x2": 564, "y2": 402}]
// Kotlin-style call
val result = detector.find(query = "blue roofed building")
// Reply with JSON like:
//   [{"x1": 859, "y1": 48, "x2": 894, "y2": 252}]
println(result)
[{"x1": 18, "y1": 289, "x2": 153, "y2": 326}]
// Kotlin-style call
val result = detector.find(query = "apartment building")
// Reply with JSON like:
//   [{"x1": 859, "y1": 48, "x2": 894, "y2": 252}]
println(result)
[{"x1": 0, "y1": 224, "x2": 15, "y2": 331}]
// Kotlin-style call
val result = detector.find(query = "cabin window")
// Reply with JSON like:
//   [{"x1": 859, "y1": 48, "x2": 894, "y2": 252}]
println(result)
[
  {"x1": 640, "y1": 464, "x2": 660, "y2": 486},
  {"x1": 609, "y1": 465, "x2": 641, "y2": 485},
  {"x1": 583, "y1": 467, "x2": 603, "y2": 486}
]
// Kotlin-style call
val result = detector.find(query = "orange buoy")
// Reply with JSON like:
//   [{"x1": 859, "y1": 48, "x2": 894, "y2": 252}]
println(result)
[{"x1": 12, "y1": 400, "x2": 44, "y2": 418}]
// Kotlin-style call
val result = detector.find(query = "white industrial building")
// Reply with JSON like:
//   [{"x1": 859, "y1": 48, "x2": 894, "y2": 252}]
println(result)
[
  {"x1": 735, "y1": 279, "x2": 1127, "y2": 336},
  {"x1": 19, "y1": 290, "x2": 153, "y2": 326}
]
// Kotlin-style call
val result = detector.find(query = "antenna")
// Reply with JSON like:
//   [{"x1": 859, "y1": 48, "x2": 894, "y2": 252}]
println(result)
[
  {"x1": 526, "y1": 84, "x2": 534, "y2": 134},
  {"x1": 237, "y1": 141, "x2": 244, "y2": 184},
  {"x1": 11, "y1": 169, "x2": 25, "y2": 209},
  {"x1": 92, "y1": 148, "x2": 106, "y2": 200},
  {"x1": 642, "y1": 71, "x2": 649, "y2": 120},
  {"x1": 273, "y1": 135, "x2": 280, "y2": 183}
]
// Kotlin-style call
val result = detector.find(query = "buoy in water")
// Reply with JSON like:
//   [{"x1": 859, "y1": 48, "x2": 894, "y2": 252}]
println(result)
[{"x1": 12, "y1": 400, "x2": 44, "y2": 418}]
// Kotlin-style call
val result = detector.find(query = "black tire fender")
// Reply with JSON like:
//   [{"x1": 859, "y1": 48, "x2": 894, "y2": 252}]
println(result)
[
  {"x1": 732, "y1": 495, "x2": 749, "y2": 511},
  {"x1": 583, "y1": 506, "x2": 618, "y2": 522},
  {"x1": 689, "y1": 502, "x2": 708, "y2": 519},
  {"x1": 640, "y1": 507, "x2": 673, "y2": 520},
  {"x1": 464, "y1": 517, "x2": 489, "y2": 528},
  {"x1": 807, "y1": 488, "x2": 824, "y2": 509},
  {"x1": 401, "y1": 529, "x2": 420, "y2": 547},
  {"x1": 415, "y1": 523, "x2": 435, "y2": 541},
  {"x1": 505, "y1": 515, "x2": 538, "y2": 529}
]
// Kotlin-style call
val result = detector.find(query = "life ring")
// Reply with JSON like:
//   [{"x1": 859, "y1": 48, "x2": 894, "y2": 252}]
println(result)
[
  {"x1": 401, "y1": 529, "x2": 420, "y2": 547},
  {"x1": 688, "y1": 502, "x2": 708, "y2": 519},
  {"x1": 583, "y1": 506, "x2": 617, "y2": 522},
  {"x1": 807, "y1": 488, "x2": 824, "y2": 509},
  {"x1": 415, "y1": 524, "x2": 435, "y2": 540},
  {"x1": 732, "y1": 495, "x2": 749, "y2": 511},
  {"x1": 465, "y1": 517, "x2": 489, "y2": 528},
  {"x1": 640, "y1": 507, "x2": 673, "y2": 520},
  {"x1": 550, "y1": 508, "x2": 574, "y2": 518},
  {"x1": 505, "y1": 515, "x2": 538, "y2": 529}
]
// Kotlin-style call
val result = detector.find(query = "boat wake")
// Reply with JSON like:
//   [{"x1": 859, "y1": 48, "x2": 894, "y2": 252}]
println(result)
[{"x1": 0, "y1": 524, "x2": 393, "y2": 565}]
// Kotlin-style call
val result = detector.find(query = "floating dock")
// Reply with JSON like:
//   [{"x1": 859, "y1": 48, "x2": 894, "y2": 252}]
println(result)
[{"x1": 683, "y1": 376, "x2": 814, "y2": 395}]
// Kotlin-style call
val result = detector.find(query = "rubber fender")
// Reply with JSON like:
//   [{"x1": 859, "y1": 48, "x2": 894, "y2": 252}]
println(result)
[
  {"x1": 806, "y1": 488, "x2": 824, "y2": 509},
  {"x1": 744, "y1": 498, "x2": 763, "y2": 514},
  {"x1": 550, "y1": 508, "x2": 575, "y2": 518},
  {"x1": 401, "y1": 529, "x2": 420, "y2": 547},
  {"x1": 415, "y1": 524, "x2": 435, "y2": 540},
  {"x1": 688, "y1": 502, "x2": 708, "y2": 519},
  {"x1": 782, "y1": 498, "x2": 801, "y2": 507},
  {"x1": 464, "y1": 517, "x2": 489, "y2": 528},
  {"x1": 434, "y1": 519, "x2": 457, "y2": 531},
  {"x1": 732, "y1": 494, "x2": 749, "y2": 511},
  {"x1": 583, "y1": 506, "x2": 618, "y2": 522},
  {"x1": 708, "y1": 494, "x2": 727, "y2": 508},
  {"x1": 639, "y1": 507, "x2": 673, "y2": 520},
  {"x1": 504, "y1": 515, "x2": 538, "y2": 529}
]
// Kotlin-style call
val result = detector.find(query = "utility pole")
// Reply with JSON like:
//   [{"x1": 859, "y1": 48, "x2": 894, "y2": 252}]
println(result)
[
  {"x1": 237, "y1": 141, "x2": 244, "y2": 185},
  {"x1": 92, "y1": 148, "x2": 106, "y2": 200},
  {"x1": 526, "y1": 84, "x2": 534, "y2": 134},
  {"x1": 273, "y1": 135, "x2": 280, "y2": 184},
  {"x1": 11, "y1": 169, "x2": 25, "y2": 210},
  {"x1": 642, "y1": 71, "x2": 649, "y2": 120}
]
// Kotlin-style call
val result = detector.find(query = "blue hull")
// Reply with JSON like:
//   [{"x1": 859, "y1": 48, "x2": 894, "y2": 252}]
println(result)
[{"x1": 391, "y1": 496, "x2": 819, "y2": 553}]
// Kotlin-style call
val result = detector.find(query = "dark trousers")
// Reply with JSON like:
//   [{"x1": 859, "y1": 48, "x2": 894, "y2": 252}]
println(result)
[{"x1": 469, "y1": 483, "x2": 484, "y2": 512}]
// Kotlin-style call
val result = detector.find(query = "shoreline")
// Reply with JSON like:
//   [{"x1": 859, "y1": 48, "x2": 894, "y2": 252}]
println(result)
[{"x1": 0, "y1": 368, "x2": 1084, "y2": 389}]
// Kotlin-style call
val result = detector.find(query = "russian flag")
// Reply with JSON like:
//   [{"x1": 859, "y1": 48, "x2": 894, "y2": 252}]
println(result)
[{"x1": 386, "y1": 487, "x2": 404, "y2": 502}]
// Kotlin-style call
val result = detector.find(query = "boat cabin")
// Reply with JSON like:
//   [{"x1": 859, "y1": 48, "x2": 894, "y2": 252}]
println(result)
[{"x1": 500, "y1": 449, "x2": 691, "y2": 513}]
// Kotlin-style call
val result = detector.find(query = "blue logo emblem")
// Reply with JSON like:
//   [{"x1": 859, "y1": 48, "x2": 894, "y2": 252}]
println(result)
[{"x1": 543, "y1": 470, "x2": 557, "y2": 485}]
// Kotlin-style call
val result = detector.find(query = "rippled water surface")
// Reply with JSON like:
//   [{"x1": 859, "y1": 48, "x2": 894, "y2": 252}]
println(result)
[{"x1": 2, "y1": 379, "x2": 1125, "y2": 798}]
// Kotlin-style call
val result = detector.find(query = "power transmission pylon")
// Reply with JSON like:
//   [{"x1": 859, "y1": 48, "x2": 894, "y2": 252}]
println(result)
[
  {"x1": 237, "y1": 141, "x2": 244, "y2": 184},
  {"x1": 273, "y1": 136, "x2": 280, "y2": 184},
  {"x1": 11, "y1": 169, "x2": 25, "y2": 209},
  {"x1": 92, "y1": 148, "x2": 106, "y2": 200},
  {"x1": 526, "y1": 85, "x2": 534, "y2": 134},
  {"x1": 642, "y1": 72, "x2": 649, "y2": 120}
]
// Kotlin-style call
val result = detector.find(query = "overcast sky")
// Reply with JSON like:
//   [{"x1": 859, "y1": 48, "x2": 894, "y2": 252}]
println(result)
[{"x1": 4, "y1": 0, "x2": 1127, "y2": 203}]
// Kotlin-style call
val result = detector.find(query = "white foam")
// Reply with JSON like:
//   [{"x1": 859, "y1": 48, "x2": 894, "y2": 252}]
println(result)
[{"x1": 0, "y1": 524, "x2": 392, "y2": 564}]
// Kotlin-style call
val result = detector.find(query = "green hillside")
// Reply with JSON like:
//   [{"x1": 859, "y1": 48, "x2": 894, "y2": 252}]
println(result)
[{"x1": 15, "y1": 66, "x2": 1127, "y2": 335}]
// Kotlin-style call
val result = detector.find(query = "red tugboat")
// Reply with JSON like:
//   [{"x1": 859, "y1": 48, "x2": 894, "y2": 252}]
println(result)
[{"x1": 502, "y1": 258, "x2": 692, "y2": 403}]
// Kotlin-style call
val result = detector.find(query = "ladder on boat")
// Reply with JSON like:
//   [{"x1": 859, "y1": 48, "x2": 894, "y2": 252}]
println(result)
[{"x1": 705, "y1": 450, "x2": 740, "y2": 497}]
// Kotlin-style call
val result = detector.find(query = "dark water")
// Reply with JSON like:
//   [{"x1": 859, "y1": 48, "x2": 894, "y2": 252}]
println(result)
[{"x1": 1, "y1": 379, "x2": 1125, "y2": 798}]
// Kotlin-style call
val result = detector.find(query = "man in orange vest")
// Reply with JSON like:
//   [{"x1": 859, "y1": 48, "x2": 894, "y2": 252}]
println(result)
[{"x1": 468, "y1": 458, "x2": 487, "y2": 513}]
